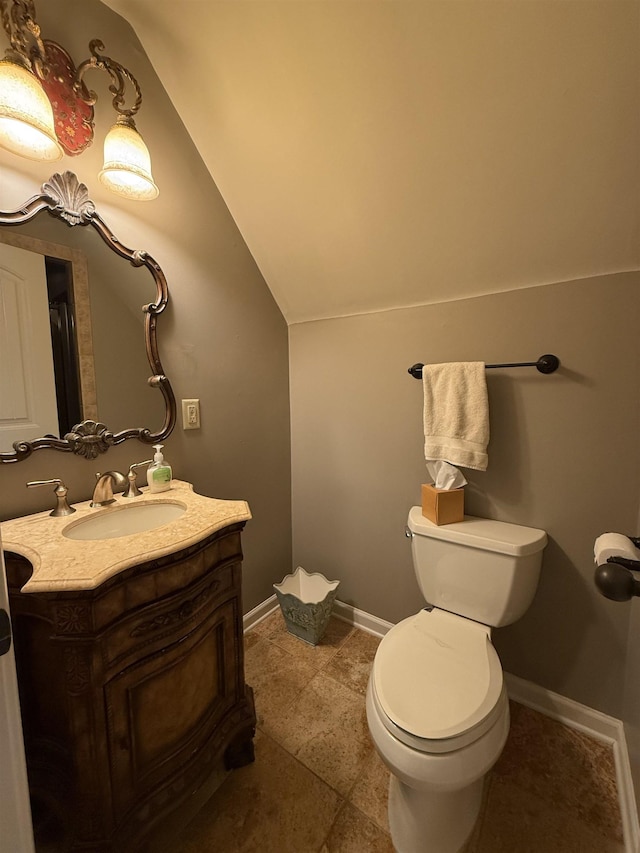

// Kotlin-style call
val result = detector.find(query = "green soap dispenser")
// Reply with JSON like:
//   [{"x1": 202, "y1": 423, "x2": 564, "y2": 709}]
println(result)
[{"x1": 147, "y1": 444, "x2": 172, "y2": 493}]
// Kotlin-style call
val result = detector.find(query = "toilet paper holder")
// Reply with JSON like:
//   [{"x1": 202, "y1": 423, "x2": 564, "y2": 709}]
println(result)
[{"x1": 595, "y1": 536, "x2": 640, "y2": 602}]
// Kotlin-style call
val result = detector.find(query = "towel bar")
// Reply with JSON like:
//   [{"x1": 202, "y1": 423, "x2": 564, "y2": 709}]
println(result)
[{"x1": 408, "y1": 354, "x2": 560, "y2": 379}]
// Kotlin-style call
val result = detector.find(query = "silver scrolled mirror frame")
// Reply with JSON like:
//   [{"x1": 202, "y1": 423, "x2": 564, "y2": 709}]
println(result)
[{"x1": 0, "y1": 170, "x2": 176, "y2": 463}]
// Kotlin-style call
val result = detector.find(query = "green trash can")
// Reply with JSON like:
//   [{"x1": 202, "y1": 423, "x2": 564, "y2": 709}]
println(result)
[{"x1": 274, "y1": 566, "x2": 340, "y2": 645}]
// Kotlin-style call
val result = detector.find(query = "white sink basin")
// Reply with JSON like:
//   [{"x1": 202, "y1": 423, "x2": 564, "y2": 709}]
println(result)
[{"x1": 63, "y1": 502, "x2": 186, "y2": 541}]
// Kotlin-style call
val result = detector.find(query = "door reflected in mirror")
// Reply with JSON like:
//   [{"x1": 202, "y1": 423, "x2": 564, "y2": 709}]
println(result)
[{"x1": 0, "y1": 171, "x2": 175, "y2": 462}]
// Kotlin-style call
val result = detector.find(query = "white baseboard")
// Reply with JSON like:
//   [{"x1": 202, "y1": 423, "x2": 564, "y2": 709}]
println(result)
[
  {"x1": 505, "y1": 672, "x2": 640, "y2": 853},
  {"x1": 503, "y1": 672, "x2": 621, "y2": 741},
  {"x1": 243, "y1": 593, "x2": 278, "y2": 632},
  {"x1": 243, "y1": 596, "x2": 639, "y2": 852},
  {"x1": 332, "y1": 600, "x2": 394, "y2": 638},
  {"x1": 242, "y1": 595, "x2": 395, "y2": 637}
]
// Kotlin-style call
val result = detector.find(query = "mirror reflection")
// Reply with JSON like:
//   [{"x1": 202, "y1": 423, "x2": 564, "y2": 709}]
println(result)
[{"x1": 0, "y1": 171, "x2": 174, "y2": 462}]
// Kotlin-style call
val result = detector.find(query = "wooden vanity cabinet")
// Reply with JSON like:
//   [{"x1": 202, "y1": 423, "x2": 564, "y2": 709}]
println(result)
[{"x1": 5, "y1": 522, "x2": 256, "y2": 852}]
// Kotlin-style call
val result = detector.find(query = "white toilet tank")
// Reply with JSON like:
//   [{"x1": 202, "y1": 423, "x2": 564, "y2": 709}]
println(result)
[{"x1": 407, "y1": 508, "x2": 547, "y2": 627}]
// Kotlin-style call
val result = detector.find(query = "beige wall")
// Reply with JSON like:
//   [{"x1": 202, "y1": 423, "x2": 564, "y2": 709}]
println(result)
[
  {"x1": 0, "y1": 0, "x2": 638, "y2": 803},
  {"x1": 623, "y1": 501, "x2": 640, "y2": 805},
  {"x1": 105, "y1": 0, "x2": 640, "y2": 324},
  {"x1": 624, "y1": 601, "x2": 640, "y2": 809},
  {"x1": 290, "y1": 272, "x2": 640, "y2": 719},
  {"x1": 0, "y1": 0, "x2": 292, "y2": 612}
]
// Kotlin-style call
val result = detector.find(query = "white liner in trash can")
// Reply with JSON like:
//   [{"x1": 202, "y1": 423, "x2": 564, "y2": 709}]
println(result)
[{"x1": 274, "y1": 566, "x2": 340, "y2": 645}]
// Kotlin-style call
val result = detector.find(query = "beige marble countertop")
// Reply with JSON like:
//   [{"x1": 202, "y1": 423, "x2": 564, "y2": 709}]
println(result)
[{"x1": 0, "y1": 480, "x2": 251, "y2": 594}]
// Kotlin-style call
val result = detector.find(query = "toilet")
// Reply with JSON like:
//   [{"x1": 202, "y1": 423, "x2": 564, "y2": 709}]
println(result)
[{"x1": 366, "y1": 508, "x2": 547, "y2": 853}]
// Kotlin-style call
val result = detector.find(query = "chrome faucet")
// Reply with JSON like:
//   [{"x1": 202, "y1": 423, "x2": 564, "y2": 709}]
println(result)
[{"x1": 91, "y1": 471, "x2": 127, "y2": 508}]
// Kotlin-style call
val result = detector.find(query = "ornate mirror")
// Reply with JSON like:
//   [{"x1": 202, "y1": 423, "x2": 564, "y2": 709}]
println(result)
[{"x1": 0, "y1": 171, "x2": 176, "y2": 463}]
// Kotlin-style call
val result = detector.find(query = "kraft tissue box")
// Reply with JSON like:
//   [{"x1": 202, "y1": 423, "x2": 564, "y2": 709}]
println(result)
[{"x1": 421, "y1": 483, "x2": 464, "y2": 525}]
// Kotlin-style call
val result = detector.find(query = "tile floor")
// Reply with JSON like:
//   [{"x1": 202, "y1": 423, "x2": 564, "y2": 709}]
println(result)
[{"x1": 158, "y1": 611, "x2": 625, "y2": 853}]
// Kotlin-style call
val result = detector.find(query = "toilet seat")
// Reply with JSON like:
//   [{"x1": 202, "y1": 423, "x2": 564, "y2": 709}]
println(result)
[{"x1": 372, "y1": 608, "x2": 504, "y2": 754}]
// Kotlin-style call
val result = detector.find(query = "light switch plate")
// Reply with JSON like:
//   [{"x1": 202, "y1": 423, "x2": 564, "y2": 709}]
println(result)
[{"x1": 181, "y1": 398, "x2": 200, "y2": 430}]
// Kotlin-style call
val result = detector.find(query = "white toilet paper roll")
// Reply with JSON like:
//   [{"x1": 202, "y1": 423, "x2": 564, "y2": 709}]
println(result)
[{"x1": 594, "y1": 533, "x2": 640, "y2": 566}]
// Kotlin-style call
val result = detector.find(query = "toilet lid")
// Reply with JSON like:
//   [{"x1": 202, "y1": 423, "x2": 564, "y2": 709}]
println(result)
[{"x1": 373, "y1": 609, "x2": 503, "y2": 741}]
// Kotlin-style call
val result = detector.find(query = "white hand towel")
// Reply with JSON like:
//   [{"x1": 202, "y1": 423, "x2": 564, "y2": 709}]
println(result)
[{"x1": 423, "y1": 362, "x2": 489, "y2": 471}]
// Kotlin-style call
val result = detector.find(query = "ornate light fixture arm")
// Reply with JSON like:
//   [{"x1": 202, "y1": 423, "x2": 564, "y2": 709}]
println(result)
[
  {"x1": 0, "y1": 1, "x2": 158, "y2": 197},
  {"x1": 0, "y1": 0, "x2": 47, "y2": 77},
  {"x1": 74, "y1": 39, "x2": 142, "y2": 118}
]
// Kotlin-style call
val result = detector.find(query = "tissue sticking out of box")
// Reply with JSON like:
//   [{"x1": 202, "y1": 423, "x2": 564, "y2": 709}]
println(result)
[{"x1": 426, "y1": 460, "x2": 467, "y2": 491}]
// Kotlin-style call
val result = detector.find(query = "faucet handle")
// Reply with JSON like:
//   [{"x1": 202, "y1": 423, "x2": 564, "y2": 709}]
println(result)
[
  {"x1": 123, "y1": 460, "x2": 153, "y2": 498},
  {"x1": 27, "y1": 479, "x2": 76, "y2": 518}
]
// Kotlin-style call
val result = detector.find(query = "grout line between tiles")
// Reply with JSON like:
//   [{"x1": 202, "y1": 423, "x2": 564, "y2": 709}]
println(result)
[
  {"x1": 316, "y1": 799, "x2": 349, "y2": 852},
  {"x1": 251, "y1": 625, "x2": 388, "y2": 837},
  {"x1": 239, "y1": 620, "x2": 627, "y2": 853}
]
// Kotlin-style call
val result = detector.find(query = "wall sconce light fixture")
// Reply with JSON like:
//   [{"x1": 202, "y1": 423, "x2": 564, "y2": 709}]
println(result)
[{"x1": 0, "y1": 0, "x2": 158, "y2": 200}]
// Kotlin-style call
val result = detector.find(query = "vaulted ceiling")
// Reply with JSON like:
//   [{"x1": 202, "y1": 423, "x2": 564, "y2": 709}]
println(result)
[{"x1": 102, "y1": 1, "x2": 639, "y2": 324}]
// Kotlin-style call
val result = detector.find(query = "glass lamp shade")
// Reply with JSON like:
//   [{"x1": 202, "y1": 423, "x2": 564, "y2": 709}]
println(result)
[
  {"x1": 98, "y1": 117, "x2": 159, "y2": 201},
  {"x1": 0, "y1": 59, "x2": 63, "y2": 161}
]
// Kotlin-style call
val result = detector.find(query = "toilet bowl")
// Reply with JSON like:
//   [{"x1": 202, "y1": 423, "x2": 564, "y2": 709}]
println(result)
[
  {"x1": 366, "y1": 609, "x2": 510, "y2": 853},
  {"x1": 366, "y1": 510, "x2": 547, "y2": 853}
]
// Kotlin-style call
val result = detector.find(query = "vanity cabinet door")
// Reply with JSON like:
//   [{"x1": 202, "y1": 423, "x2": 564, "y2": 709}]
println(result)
[
  {"x1": 4, "y1": 524, "x2": 255, "y2": 851},
  {"x1": 105, "y1": 596, "x2": 240, "y2": 821}
]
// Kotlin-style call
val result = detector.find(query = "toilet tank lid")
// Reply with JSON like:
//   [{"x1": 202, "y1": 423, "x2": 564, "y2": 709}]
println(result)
[{"x1": 408, "y1": 507, "x2": 547, "y2": 557}]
